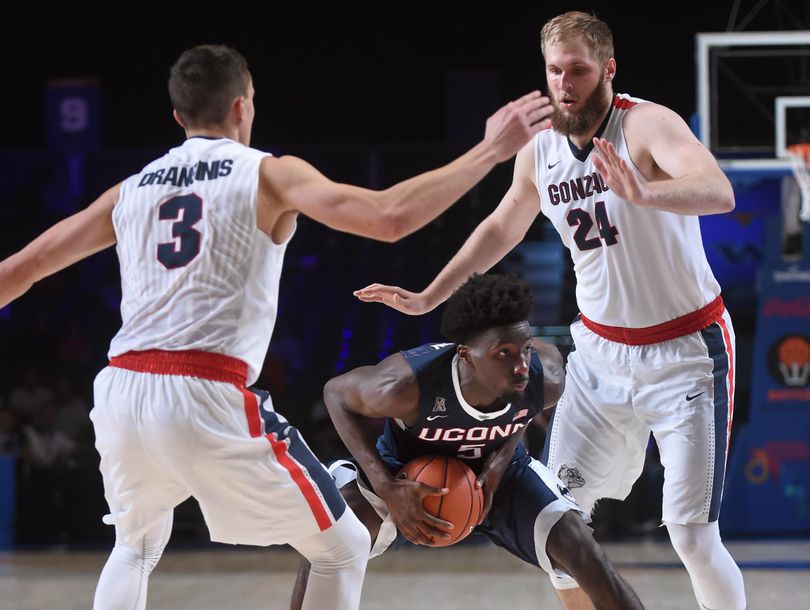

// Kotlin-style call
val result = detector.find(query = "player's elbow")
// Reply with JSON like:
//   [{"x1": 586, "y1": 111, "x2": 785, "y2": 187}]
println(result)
[
  {"x1": 0, "y1": 255, "x2": 37, "y2": 302},
  {"x1": 713, "y1": 174, "x2": 736, "y2": 213},
  {"x1": 374, "y1": 210, "x2": 409, "y2": 243}
]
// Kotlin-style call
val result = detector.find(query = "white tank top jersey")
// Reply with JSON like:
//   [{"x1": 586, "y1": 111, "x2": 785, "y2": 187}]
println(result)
[
  {"x1": 109, "y1": 137, "x2": 288, "y2": 385},
  {"x1": 533, "y1": 93, "x2": 721, "y2": 328}
]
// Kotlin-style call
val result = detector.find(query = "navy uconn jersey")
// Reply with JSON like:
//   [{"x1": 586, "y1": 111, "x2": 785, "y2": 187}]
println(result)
[{"x1": 377, "y1": 342, "x2": 544, "y2": 472}]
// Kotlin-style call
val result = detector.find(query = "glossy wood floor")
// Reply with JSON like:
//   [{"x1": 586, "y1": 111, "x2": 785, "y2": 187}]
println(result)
[{"x1": 2, "y1": 539, "x2": 808, "y2": 609}]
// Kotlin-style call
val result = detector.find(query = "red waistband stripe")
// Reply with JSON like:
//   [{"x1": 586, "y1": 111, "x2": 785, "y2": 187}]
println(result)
[
  {"x1": 581, "y1": 296, "x2": 725, "y2": 345},
  {"x1": 109, "y1": 349, "x2": 248, "y2": 386}
]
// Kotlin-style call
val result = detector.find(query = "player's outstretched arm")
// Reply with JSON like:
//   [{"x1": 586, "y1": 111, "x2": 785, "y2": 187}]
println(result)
[
  {"x1": 0, "y1": 185, "x2": 118, "y2": 309},
  {"x1": 263, "y1": 91, "x2": 551, "y2": 243},
  {"x1": 592, "y1": 103, "x2": 734, "y2": 216},
  {"x1": 547, "y1": 511, "x2": 644, "y2": 610},
  {"x1": 353, "y1": 140, "x2": 543, "y2": 315},
  {"x1": 322, "y1": 355, "x2": 453, "y2": 545}
]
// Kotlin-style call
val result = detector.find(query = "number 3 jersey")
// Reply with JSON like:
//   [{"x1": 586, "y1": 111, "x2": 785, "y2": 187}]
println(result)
[
  {"x1": 377, "y1": 343, "x2": 545, "y2": 473},
  {"x1": 108, "y1": 137, "x2": 282, "y2": 385},
  {"x1": 534, "y1": 93, "x2": 721, "y2": 329}
]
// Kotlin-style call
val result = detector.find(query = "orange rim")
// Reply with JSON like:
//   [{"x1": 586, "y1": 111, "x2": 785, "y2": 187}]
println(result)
[{"x1": 788, "y1": 143, "x2": 810, "y2": 164}]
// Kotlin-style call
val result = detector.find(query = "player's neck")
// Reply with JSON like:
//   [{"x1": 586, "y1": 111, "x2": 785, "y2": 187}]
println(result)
[{"x1": 184, "y1": 126, "x2": 238, "y2": 141}]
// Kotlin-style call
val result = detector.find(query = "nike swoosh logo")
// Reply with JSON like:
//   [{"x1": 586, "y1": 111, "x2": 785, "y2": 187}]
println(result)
[
  {"x1": 686, "y1": 392, "x2": 705, "y2": 401},
  {"x1": 426, "y1": 414, "x2": 449, "y2": 421},
  {"x1": 547, "y1": 160, "x2": 562, "y2": 169}
]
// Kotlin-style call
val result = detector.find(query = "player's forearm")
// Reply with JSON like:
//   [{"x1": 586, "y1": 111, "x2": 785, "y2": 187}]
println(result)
[
  {"x1": 422, "y1": 219, "x2": 519, "y2": 307},
  {"x1": 640, "y1": 169, "x2": 734, "y2": 215},
  {"x1": 0, "y1": 254, "x2": 35, "y2": 308},
  {"x1": 323, "y1": 392, "x2": 395, "y2": 492},
  {"x1": 375, "y1": 141, "x2": 500, "y2": 241}
]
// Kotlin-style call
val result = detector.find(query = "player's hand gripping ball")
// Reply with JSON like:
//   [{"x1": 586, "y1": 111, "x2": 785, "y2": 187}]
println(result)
[{"x1": 397, "y1": 455, "x2": 484, "y2": 546}]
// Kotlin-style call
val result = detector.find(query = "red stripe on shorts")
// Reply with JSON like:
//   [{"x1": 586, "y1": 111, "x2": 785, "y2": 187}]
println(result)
[
  {"x1": 718, "y1": 315, "x2": 735, "y2": 457},
  {"x1": 239, "y1": 387, "x2": 264, "y2": 438},
  {"x1": 265, "y1": 432, "x2": 333, "y2": 530}
]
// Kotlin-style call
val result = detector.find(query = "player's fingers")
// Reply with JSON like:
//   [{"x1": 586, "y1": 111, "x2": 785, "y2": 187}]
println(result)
[
  {"x1": 419, "y1": 483, "x2": 449, "y2": 497},
  {"x1": 353, "y1": 283, "x2": 383, "y2": 294},
  {"x1": 402, "y1": 527, "x2": 431, "y2": 546},
  {"x1": 514, "y1": 90, "x2": 544, "y2": 105},
  {"x1": 591, "y1": 154, "x2": 607, "y2": 175},
  {"x1": 477, "y1": 497, "x2": 492, "y2": 525},
  {"x1": 413, "y1": 524, "x2": 444, "y2": 545},
  {"x1": 423, "y1": 513, "x2": 454, "y2": 532},
  {"x1": 593, "y1": 137, "x2": 614, "y2": 160}
]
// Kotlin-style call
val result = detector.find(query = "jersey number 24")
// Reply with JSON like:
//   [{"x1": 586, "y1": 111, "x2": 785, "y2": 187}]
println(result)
[{"x1": 566, "y1": 201, "x2": 619, "y2": 251}]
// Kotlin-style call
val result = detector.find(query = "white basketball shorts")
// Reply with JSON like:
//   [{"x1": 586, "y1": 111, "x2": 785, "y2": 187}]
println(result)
[
  {"x1": 90, "y1": 349, "x2": 346, "y2": 547},
  {"x1": 543, "y1": 309, "x2": 735, "y2": 525}
]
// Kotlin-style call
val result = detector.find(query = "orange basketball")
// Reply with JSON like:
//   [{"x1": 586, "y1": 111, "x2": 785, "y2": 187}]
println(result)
[{"x1": 397, "y1": 455, "x2": 484, "y2": 547}]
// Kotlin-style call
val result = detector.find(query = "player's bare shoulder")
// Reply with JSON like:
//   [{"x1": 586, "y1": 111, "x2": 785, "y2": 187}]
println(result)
[
  {"x1": 258, "y1": 155, "x2": 319, "y2": 205},
  {"x1": 370, "y1": 352, "x2": 420, "y2": 409},
  {"x1": 623, "y1": 101, "x2": 688, "y2": 143}
]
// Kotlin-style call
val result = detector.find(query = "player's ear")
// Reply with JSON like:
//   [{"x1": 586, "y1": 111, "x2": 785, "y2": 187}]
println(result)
[
  {"x1": 457, "y1": 344, "x2": 471, "y2": 363},
  {"x1": 604, "y1": 58, "x2": 616, "y2": 83},
  {"x1": 233, "y1": 96, "x2": 246, "y2": 122},
  {"x1": 172, "y1": 109, "x2": 186, "y2": 129}
]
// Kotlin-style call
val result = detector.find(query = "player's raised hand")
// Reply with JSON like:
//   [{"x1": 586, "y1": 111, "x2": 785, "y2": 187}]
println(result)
[
  {"x1": 592, "y1": 137, "x2": 648, "y2": 205},
  {"x1": 484, "y1": 91, "x2": 553, "y2": 162},
  {"x1": 378, "y1": 475, "x2": 453, "y2": 545},
  {"x1": 353, "y1": 284, "x2": 435, "y2": 316}
]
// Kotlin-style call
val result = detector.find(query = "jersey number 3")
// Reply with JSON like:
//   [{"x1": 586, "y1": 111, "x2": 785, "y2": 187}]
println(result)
[
  {"x1": 567, "y1": 201, "x2": 619, "y2": 251},
  {"x1": 157, "y1": 194, "x2": 203, "y2": 269}
]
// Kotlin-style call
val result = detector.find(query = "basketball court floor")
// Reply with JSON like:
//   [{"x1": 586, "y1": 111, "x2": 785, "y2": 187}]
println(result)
[{"x1": 2, "y1": 538, "x2": 808, "y2": 609}]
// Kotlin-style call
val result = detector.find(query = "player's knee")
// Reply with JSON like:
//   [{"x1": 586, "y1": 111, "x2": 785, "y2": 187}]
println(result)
[
  {"x1": 311, "y1": 510, "x2": 370, "y2": 573},
  {"x1": 339, "y1": 511, "x2": 372, "y2": 566},
  {"x1": 111, "y1": 537, "x2": 164, "y2": 577},
  {"x1": 666, "y1": 522, "x2": 713, "y2": 564}
]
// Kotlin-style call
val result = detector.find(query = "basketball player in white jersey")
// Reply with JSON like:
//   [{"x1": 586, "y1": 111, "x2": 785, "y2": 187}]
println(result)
[
  {"x1": 0, "y1": 45, "x2": 552, "y2": 610},
  {"x1": 354, "y1": 12, "x2": 746, "y2": 610}
]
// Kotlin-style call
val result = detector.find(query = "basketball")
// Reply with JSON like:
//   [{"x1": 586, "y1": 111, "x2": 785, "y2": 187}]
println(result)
[{"x1": 397, "y1": 455, "x2": 484, "y2": 547}]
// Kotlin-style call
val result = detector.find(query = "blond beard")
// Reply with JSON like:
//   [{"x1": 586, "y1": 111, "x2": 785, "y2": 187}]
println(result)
[{"x1": 550, "y1": 76, "x2": 611, "y2": 138}]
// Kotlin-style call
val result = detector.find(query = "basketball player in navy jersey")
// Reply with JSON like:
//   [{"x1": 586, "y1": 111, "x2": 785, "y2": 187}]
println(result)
[
  {"x1": 291, "y1": 274, "x2": 642, "y2": 610},
  {"x1": 354, "y1": 11, "x2": 746, "y2": 610},
  {"x1": 0, "y1": 46, "x2": 552, "y2": 610}
]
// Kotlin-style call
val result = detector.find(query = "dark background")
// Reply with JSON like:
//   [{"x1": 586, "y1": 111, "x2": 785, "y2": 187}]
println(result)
[
  {"x1": 1, "y1": 1, "x2": 808, "y2": 548},
  {"x1": 0, "y1": 2, "x2": 805, "y2": 150}
]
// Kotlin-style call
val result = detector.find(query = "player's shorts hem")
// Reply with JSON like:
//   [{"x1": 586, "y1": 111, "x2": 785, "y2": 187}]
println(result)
[
  {"x1": 533, "y1": 498, "x2": 590, "y2": 575},
  {"x1": 329, "y1": 460, "x2": 395, "y2": 559}
]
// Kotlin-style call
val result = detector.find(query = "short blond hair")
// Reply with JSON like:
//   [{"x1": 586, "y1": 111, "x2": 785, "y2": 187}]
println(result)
[{"x1": 540, "y1": 11, "x2": 614, "y2": 64}]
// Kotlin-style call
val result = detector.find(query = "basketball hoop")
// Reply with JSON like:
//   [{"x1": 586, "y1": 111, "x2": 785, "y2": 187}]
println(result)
[{"x1": 787, "y1": 143, "x2": 810, "y2": 222}]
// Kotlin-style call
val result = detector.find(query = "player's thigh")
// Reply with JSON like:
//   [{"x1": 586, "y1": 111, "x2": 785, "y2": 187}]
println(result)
[
  {"x1": 641, "y1": 322, "x2": 734, "y2": 524},
  {"x1": 91, "y1": 367, "x2": 189, "y2": 545},
  {"x1": 190, "y1": 393, "x2": 348, "y2": 546},
  {"x1": 543, "y1": 345, "x2": 649, "y2": 510},
  {"x1": 481, "y1": 457, "x2": 586, "y2": 574}
]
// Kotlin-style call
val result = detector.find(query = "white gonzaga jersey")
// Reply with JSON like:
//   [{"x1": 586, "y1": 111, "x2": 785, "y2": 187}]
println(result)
[
  {"x1": 109, "y1": 137, "x2": 288, "y2": 384},
  {"x1": 534, "y1": 93, "x2": 721, "y2": 328}
]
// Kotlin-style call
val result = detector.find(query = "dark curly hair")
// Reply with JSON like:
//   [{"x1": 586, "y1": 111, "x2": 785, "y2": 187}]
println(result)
[{"x1": 440, "y1": 273, "x2": 533, "y2": 344}]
